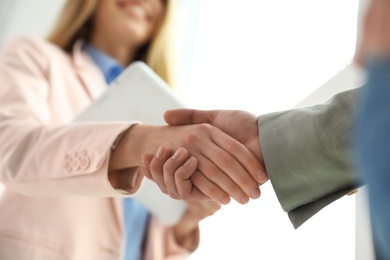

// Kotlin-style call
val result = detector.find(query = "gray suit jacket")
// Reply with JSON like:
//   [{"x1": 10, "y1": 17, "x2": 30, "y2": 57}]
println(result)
[{"x1": 258, "y1": 88, "x2": 361, "y2": 228}]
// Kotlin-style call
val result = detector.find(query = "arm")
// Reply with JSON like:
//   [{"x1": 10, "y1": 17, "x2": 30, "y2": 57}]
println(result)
[
  {"x1": 145, "y1": 89, "x2": 361, "y2": 228},
  {"x1": 111, "y1": 124, "x2": 263, "y2": 205},
  {"x1": 0, "y1": 38, "x2": 263, "y2": 203},
  {"x1": 259, "y1": 88, "x2": 361, "y2": 228},
  {"x1": 0, "y1": 37, "x2": 135, "y2": 197}
]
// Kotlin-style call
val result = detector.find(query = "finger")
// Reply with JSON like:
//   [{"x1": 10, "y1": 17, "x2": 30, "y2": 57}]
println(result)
[
  {"x1": 163, "y1": 148, "x2": 189, "y2": 199},
  {"x1": 191, "y1": 170, "x2": 232, "y2": 205},
  {"x1": 179, "y1": 126, "x2": 254, "y2": 204},
  {"x1": 174, "y1": 157, "x2": 209, "y2": 200},
  {"x1": 196, "y1": 155, "x2": 250, "y2": 205},
  {"x1": 210, "y1": 129, "x2": 266, "y2": 196},
  {"x1": 149, "y1": 146, "x2": 172, "y2": 194},
  {"x1": 192, "y1": 128, "x2": 262, "y2": 200},
  {"x1": 178, "y1": 182, "x2": 209, "y2": 201},
  {"x1": 141, "y1": 154, "x2": 154, "y2": 180},
  {"x1": 164, "y1": 109, "x2": 215, "y2": 126},
  {"x1": 166, "y1": 111, "x2": 268, "y2": 186}
]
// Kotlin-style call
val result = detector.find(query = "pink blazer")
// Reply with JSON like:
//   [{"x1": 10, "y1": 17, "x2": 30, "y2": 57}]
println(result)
[{"x1": 0, "y1": 36, "x2": 190, "y2": 260}]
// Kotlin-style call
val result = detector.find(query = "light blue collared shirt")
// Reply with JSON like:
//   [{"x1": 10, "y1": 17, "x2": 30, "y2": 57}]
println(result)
[{"x1": 85, "y1": 44, "x2": 124, "y2": 83}]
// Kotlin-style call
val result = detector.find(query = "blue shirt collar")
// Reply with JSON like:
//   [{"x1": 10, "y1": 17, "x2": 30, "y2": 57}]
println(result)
[{"x1": 85, "y1": 44, "x2": 124, "y2": 84}]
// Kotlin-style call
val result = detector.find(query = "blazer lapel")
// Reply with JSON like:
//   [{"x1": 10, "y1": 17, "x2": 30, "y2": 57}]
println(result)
[{"x1": 72, "y1": 40, "x2": 107, "y2": 100}]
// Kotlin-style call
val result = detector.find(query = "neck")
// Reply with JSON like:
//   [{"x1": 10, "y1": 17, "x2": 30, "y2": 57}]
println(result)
[{"x1": 90, "y1": 35, "x2": 138, "y2": 67}]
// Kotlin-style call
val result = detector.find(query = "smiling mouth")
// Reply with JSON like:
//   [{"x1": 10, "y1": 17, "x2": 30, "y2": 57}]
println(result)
[
  {"x1": 129, "y1": 5, "x2": 146, "y2": 18},
  {"x1": 119, "y1": 2, "x2": 149, "y2": 21}
]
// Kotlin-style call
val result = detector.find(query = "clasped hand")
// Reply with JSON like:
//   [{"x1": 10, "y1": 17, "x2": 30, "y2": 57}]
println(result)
[{"x1": 140, "y1": 109, "x2": 268, "y2": 205}]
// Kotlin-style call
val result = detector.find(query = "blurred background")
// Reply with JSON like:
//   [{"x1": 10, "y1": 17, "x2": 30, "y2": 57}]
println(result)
[{"x1": 0, "y1": 0, "x2": 373, "y2": 259}]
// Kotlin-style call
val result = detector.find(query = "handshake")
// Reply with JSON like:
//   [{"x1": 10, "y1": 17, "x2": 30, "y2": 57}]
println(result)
[{"x1": 139, "y1": 109, "x2": 268, "y2": 205}]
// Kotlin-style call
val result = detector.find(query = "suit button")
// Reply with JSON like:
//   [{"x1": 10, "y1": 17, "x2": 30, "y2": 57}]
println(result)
[
  {"x1": 71, "y1": 156, "x2": 80, "y2": 170},
  {"x1": 63, "y1": 158, "x2": 72, "y2": 172},
  {"x1": 79, "y1": 155, "x2": 91, "y2": 170}
]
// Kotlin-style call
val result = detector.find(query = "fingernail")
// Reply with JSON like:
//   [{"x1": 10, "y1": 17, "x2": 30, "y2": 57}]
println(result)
[
  {"x1": 256, "y1": 170, "x2": 267, "y2": 183},
  {"x1": 171, "y1": 149, "x2": 181, "y2": 160},
  {"x1": 156, "y1": 146, "x2": 163, "y2": 158},
  {"x1": 184, "y1": 157, "x2": 193, "y2": 167},
  {"x1": 221, "y1": 196, "x2": 230, "y2": 205},
  {"x1": 240, "y1": 196, "x2": 249, "y2": 205},
  {"x1": 250, "y1": 188, "x2": 260, "y2": 199}
]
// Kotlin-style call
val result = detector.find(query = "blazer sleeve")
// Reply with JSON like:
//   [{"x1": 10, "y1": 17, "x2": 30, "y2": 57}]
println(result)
[
  {"x1": 258, "y1": 88, "x2": 362, "y2": 228},
  {"x1": 0, "y1": 37, "x2": 143, "y2": 197}
]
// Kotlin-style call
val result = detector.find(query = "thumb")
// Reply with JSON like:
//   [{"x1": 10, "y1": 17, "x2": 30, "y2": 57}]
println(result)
[{"x1": 164, "y1": 109, "x2": 214, "y2": 126}]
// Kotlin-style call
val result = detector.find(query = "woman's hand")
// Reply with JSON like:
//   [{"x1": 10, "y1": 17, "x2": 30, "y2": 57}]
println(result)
[{"x1": 142, "y1": 147, "x2": 202, "y2": 200}]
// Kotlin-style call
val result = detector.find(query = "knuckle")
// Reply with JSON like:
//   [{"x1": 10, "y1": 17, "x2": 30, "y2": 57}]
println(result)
[
  {"x1": 185, "y1": 124, "x2": 213, "y2": 143},
  {"x1": 198, "y1": 123, "x2": 213, "y2": 131},
  {"x1": 184, "y1": 133, "x2": 201, "y2": 144},
  {"x1": 191, "y1": 123, "x2": 211, "y2": 131}
]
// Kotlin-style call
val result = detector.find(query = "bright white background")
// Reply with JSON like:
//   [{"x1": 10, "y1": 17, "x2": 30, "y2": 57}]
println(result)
[
  {"x1": 177, "y1": 1, "x2": 360, "y2": 259},
  {"x1": 0, "y1": 0, "x2": 367, "y2": 259}
]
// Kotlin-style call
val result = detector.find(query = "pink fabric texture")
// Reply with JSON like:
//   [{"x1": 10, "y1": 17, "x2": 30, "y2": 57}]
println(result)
[{"x1": 0, "y1": 36, "x2": 190, "y2": 260}]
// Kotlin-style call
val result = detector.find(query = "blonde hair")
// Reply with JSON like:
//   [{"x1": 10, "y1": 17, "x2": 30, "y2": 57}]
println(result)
[{"x1": 47, "y1": 0, "x2": 177, "y2": 87}]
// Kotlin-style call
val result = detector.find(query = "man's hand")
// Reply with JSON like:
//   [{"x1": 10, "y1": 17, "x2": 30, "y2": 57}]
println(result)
[{"x1": 164, "y1": 109, "x2": 264, "y2": 166}]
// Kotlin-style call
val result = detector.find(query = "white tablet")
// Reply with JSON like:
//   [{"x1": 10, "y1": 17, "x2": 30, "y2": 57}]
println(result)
[{"x1": 74, "y1": 61, "x2": 187, "y2": 226}]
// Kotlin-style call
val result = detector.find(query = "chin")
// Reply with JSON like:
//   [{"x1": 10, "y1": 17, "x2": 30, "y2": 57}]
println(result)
[{"x1": 123, "y1": 26, "x2": 151, "y2": 46}]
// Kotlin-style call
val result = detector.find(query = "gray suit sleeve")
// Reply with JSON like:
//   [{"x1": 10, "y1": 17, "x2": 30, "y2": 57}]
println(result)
[{"x1": 258, "y1": 88, "x2": 362, "y2": 228}]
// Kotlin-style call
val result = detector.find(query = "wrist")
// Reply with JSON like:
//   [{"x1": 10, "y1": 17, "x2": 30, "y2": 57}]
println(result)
[
  {"x1": 250, "y1": 118, "x2": 264, "y2": 165},
  {"x1": 109, "y1": 124, "x2": 156, "y2": 169}
]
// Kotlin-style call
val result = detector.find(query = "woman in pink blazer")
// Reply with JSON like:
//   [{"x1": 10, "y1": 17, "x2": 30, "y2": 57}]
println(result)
[{"x1": 0, "y1": 0, "x2": 264, "y2": 259}]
